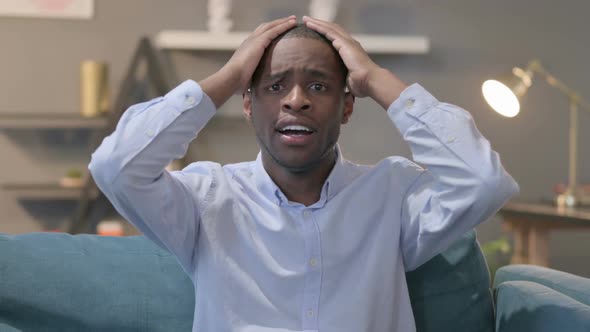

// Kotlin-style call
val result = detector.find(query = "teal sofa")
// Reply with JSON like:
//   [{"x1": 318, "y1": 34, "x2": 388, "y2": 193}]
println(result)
[{"x1": 1, "y1": 230, "x2": 589, "y2": 332}]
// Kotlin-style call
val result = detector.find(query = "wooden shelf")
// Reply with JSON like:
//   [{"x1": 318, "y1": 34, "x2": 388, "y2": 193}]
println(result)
[
  {"x1": 0, "y1": 112, "x2": 108, "y2": 129},
  {"x1": 2, "y1": 182, "x2": 98, "y2": 200},
  {"x1": 155, "y1": 30, "x2": 430, "y2": 54}
]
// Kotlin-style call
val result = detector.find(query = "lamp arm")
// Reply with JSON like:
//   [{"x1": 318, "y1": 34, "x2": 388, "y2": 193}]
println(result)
[
  {"x1": 527, "y1": 60, "x2": 586, "y2": 206},
  {"x1": 527, "y1": 60, "x2": 590, "y2": 112}
]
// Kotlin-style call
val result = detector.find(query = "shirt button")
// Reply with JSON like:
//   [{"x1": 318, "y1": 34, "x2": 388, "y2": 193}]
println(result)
[
  {"x1": 405, "y1": 98, "x2": 415, "y2": 108},
  {"x1": 303, "y1": 210, "x2": 311, "y2": 218},
  {"x1": 185, "y1": 96, "x2": 196, "y2": 106},
  {"x1": 307, "y1": 309, "x2": 314, "y2": 317},
  {"x1": 309, "y1": 258, "x2": 318, "y2": 267},
  {"x1": 447, "y1": 137, "x2": 456, "y2": 143},
  {"x1": 146, "y1": 129, "x2": 156, "y2": 137}
]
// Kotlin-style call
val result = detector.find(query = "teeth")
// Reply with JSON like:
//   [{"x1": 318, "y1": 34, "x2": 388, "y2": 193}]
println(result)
[{"x1": 280, "y1": 125, "x2": 313, "y2": 132}]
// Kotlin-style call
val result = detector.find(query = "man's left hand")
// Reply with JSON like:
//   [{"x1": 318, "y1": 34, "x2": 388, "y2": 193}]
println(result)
[{"x1": 303, "y1": 16, "x2": 408, "y2": 109}]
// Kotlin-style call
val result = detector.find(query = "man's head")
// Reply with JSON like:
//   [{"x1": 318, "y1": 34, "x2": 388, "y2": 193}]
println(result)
[
  {"x1": 243, "y1": 24, "x2": 354, "y2": 174},
  {"x1": 250, "y1": 24, "x2": 348, "y2": 88}
]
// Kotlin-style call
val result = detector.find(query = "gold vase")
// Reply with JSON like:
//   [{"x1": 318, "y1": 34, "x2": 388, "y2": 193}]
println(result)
[{"x1": 80, "y1": 60, "x2": 109, "y2": 117}]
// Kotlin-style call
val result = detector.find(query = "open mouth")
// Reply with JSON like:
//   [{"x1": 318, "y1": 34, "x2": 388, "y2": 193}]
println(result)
[
  {"x1": 276, "y1": 124, "x2": 316, "y2": 145},
  {"x1": 277, "y1": 125, "x2": 316, "y2": 137}
]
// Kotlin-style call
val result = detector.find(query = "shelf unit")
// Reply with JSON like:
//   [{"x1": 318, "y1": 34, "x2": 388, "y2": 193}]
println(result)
[
  {"x1": 0, "y1": 112, "x2": 105, "y2": 201},
  {"x1": 2, "y1": 183, "x2": 98, "y2": 201},
  {"x1": 0, "y1": 112, "x2": 108, "y2": 129},
  {"x1": 155, "y1": 30, "x2": 430, "y2": 54},
  {"x1": 1, "y1": 38, "x2": 176, "y2": 234}
]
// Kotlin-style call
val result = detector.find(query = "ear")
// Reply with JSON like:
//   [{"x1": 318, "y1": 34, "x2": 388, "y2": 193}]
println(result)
[
  {"x1": 340, "y1": 92, "x2": 355, "y2": 124},
  {"x1": 243, "y1": 90, "x2": 253, "y2": 121}
]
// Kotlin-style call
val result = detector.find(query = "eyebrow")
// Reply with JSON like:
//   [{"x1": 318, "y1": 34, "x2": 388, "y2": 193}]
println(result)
[
  {"x1": 303, "y1": 67, "x2": 332, "y2": 79},
  {"x1": 263, "y1": 67, "x2": 335, "y2": 82}
]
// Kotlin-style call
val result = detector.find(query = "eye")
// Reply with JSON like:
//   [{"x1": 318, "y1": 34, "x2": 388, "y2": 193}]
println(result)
[
  {"x1": 267, "y1": 83, "x2": 283, "y2": 92},
  {"x1": 310, "y1": 83, "x2": 327, "y2": 92}
]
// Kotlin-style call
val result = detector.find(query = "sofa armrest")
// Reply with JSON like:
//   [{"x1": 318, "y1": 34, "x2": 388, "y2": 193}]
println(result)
[
  {"x1": 494, "y1": 264, "x2": 590, "y2": 306},
  {"x1": 495, "y1": 281, "x2": 590, "y2": 332}
]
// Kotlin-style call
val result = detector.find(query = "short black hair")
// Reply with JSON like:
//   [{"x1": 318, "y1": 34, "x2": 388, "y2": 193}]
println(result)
[
  {"x1": 280, "y1": 23, "x2": 333, "y2": 43},
  {"x1": 250, "y1": 24, "x2": 348, "y2": 88}
]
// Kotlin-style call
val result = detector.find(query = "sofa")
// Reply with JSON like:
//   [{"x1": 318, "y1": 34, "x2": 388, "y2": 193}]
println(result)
[{"x1": 1, "y1": 230, "x2": 589, "y2": 332}]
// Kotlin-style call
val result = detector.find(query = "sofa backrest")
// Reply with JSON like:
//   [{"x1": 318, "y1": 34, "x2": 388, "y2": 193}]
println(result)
[
  {"x1": 0, "y1": 230, "x2": 493, "y2": 332},
  {"x1": 406, "y1": 230, "x2": 494, "y2": 332}
]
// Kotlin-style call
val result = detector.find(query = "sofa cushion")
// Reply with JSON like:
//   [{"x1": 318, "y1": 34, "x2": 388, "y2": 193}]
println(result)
[
  {"x1": 495, "y1": 280, "x2": 590, "y2": 332},
  {"x1": 0, "y1": 233, "x2": 194, "y2": 332},
  {"x1": 406, "y1": 230, "x2": 494, "y2": 332}
]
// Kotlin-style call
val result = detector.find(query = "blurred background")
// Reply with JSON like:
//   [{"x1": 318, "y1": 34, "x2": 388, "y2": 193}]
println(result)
[{"x1": 0, "y1": 0, "x2": 588, "y2": 276}]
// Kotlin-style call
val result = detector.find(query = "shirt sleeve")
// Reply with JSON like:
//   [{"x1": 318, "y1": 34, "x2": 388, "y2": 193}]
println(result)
[
  {"x1": 89, "y1": 80, "x2": 217, "y2": 275},
  {"x1": 387, "y1": 83, "x2": 520, "y2": 272}
]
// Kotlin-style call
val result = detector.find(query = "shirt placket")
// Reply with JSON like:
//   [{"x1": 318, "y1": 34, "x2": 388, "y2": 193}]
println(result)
[{"x1": 301, "y1": 208, "x2": 322, "y2": 331}]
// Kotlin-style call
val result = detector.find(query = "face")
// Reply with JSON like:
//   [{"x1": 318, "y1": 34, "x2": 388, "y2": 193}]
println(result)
[{"x1": 243, "y1": 37, "x2": 354, "y2": 173}]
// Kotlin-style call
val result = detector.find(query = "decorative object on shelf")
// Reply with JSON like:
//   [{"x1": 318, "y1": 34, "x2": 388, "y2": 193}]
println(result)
[
  {"x1": 97, "y1": 220, "x2": 124, "y2": 236},
  {"x1": 207, "y1": 0, "x2": 233, "y2": 33},
  {"x1": 80, "y1": 60, "x2": 109, "y2": 118},
  {"x1": 554, "y1": 183, "x2": 590, "y2": 205},
  {"x1": 482, "y1": 59, "x2": 590, "y2": 208},
  {"x1": 309, "y1": 0, "x2": 340, "y2": 22},
  {"x1": 59, "y1": 168, "x2": 84, "y2": 188}
]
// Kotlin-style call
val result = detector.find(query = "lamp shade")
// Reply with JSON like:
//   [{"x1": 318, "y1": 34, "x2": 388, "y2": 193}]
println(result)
[{"x1": 482, "y1": 67, "x2": 533, "y2": 117}]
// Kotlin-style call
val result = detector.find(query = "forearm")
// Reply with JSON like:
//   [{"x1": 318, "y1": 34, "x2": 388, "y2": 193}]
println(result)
[
  {"x1": 367, "y1": 67, "x2": 408, "y2": 110},
  {"x1": 199, "y1": 65, "x2": 241, "y2": 108}
]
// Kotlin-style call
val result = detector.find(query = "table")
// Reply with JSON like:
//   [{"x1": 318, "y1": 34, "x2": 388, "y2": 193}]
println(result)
[{"x1": 499, "y1": 201, "x2": 590, "y2": 267}]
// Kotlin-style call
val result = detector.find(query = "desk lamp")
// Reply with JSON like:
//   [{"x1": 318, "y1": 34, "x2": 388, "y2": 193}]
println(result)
[{"x1": 482, "y1": 60, "x2": 590, "y2": 207}]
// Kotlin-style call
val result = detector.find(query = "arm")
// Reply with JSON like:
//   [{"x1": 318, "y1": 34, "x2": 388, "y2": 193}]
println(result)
[
  {"x1": 390, "y1": 84, "x2": 518, "y2": 270},
  {"x1": 89, "y1": 82, "x2": 216, "y2": 274},
  {"x1": 89, "y1": 16, "x2": 297, "y2": 274},
  {"x1": 304, "y1": 16, "x2": 519, "y2": 271}
]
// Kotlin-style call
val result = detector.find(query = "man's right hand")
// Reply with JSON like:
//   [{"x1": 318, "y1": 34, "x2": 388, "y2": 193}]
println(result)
[{"x1": 200, "y1": 16, "x2": 297, "y2": 108}]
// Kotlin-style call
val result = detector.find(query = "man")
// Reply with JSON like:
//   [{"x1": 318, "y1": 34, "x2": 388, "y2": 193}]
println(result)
[{"x1": 90, "y1": 16, "x2": 518, "y2": 332}]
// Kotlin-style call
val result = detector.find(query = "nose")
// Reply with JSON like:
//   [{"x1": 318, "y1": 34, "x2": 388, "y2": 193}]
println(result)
[{"x1": 282, "y1": 85, "x2": 311, "y2": 112}]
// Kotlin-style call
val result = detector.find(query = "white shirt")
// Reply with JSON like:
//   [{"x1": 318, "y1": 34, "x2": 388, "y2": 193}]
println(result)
[{"x1": 89, "y1": 80, "x2": 518, "y2": 332}]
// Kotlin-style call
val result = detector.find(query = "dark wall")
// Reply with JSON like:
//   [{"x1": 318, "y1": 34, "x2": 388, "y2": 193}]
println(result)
[{"x1": 0, "y1": 0, "x2": 588, "y2": 275}]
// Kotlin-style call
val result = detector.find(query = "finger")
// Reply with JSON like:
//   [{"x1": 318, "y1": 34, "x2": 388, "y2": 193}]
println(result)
[
  {"x1": 303, "y1": 16, "x2": 347, "y2": 35},
  {"x1": 254, "y1": 16, "x2": 294, "y2": 35},
  {"x1": 304, "y1": 19, "x2": 348, "y2": 44},
  {"x1": 253, "y1": 15, "x2": 296, "y2": 35},
  {"x1": 303, "y1": 16, "x2": 350, "y2": 39},
  {"x1": 259, "y1": 18, "x2": 297, "y2": 44},
  {"x1": 303, "y1": 19, "x2": 350, "y2": 44}
]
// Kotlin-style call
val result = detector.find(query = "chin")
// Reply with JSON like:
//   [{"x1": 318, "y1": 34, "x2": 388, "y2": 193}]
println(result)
[
  {"x1": 283, "y1": 162, "x2": 319, "y2": 174},
  {"x1": 276, "y1": 157, "x2": 318, "y2": 173},
  {"x1": 274, "y1": 149, "x2": 334, "y2": 174}
]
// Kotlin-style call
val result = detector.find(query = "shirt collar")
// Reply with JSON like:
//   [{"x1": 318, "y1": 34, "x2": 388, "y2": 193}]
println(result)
[
  {"x1": 252, "y1": 152, "x2": 282, "y2": 205},
  {"x1": 252, "y1": 145, "x2": 348, "y2": 206},
  {"x1": 324, "y1": 144, "x2": 347, "y2": 201}
]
